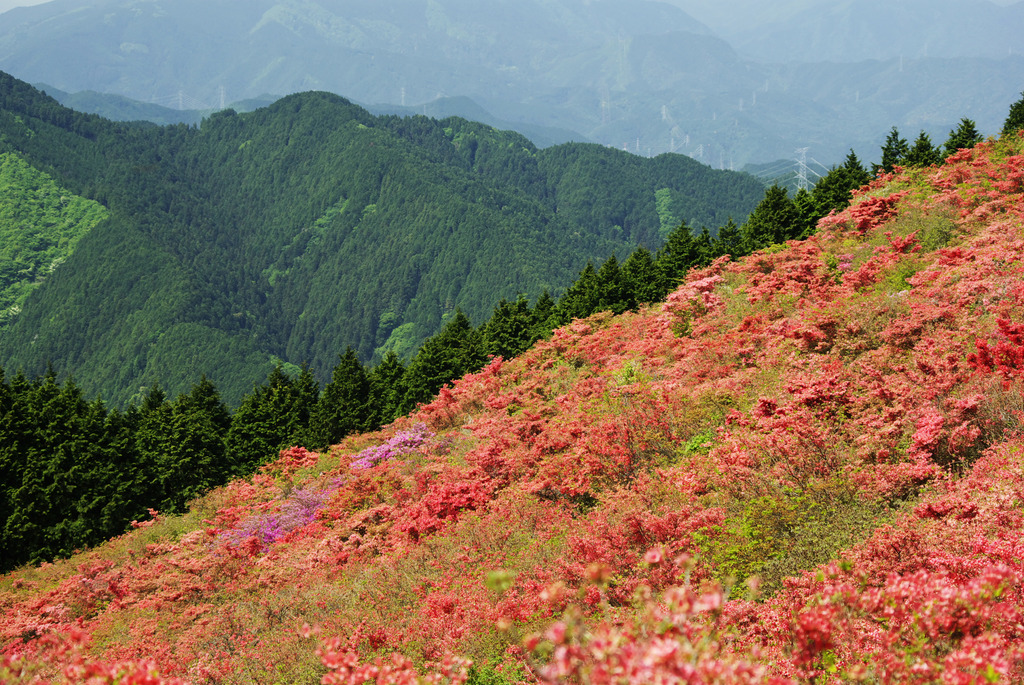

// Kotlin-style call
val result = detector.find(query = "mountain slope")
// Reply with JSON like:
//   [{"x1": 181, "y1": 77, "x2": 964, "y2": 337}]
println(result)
[
  {"x1": 3, "y1": 130, "x2": 1023, "y2": 682},
  {"x1": 0, "y1": 73, "x2": 764, "y2": 405},
  {"x1": 0, "y1": 152, "x2": 108, "y2": 324},
  {"x1": 1, "y1": 0, "x2": 1021, "y2": 167},
  {"x1": 729, "y1": 0, "x2": 1024, "y2": 63}
]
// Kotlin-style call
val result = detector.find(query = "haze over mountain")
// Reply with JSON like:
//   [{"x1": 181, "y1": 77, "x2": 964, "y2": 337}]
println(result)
[
  {"x1": 671, "y1": 0, "x2": 1024, "y2": 61},
  {"x1": 0, "y1": 0, "x2": 1020, "y2": 168}
]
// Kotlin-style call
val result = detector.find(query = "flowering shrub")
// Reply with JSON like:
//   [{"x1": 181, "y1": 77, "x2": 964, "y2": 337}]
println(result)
[{"x1": 351, "y1": 423, "x2": 434, "y2": 469}]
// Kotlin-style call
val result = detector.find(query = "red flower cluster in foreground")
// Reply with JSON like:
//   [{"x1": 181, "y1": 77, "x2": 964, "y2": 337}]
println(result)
[{"x1": 4, "y1": 134, "x2": 1024, "y2": 683}]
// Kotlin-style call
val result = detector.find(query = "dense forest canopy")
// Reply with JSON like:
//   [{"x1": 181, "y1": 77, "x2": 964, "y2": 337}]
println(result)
[{"x1": 0, "y1": 71, "x2": 764, "y2": 407}]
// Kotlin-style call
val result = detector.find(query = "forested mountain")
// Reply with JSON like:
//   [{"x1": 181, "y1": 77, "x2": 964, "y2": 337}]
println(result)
[{"x1": 0, "y1": 72, "x2": 764, "y2": 406}]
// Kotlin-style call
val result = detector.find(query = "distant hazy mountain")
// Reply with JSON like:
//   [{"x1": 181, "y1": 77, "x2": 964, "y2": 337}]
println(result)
[
  {"x1": 0, "y1": 0, "x2": 1021, "y2": 167},
  {"x1": 724, "y1": 0, "x2": 1024, "y2": 63}
]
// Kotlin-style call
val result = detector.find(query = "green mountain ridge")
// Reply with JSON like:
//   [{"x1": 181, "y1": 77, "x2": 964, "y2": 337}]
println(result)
[{"x1": 0, "y1": 72, "x2": 764, "y2": 407}]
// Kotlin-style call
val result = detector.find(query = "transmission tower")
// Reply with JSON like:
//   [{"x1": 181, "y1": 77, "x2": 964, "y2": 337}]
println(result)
[{"x1": 795, "y1": 147, "x2": 811, "y2": 191}]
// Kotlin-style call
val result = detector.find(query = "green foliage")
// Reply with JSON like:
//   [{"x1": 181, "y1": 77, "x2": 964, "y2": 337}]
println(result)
[
  {"x1": 878, "y1": 126, "x2": 910, "y2": 173},
  {"x1": 482, "y1": 296, "x2": 539, "y2": 361},
  {"x1": 656, "y1": 220, "x2": 703, "y2": 290},
  {"x1": 0, "y1": 73, "x2": 763, "y2": 407},
  {"x1": 740, "y1": 184, "x2": 801, "y2": 252},
  {"x1": 399, "y1": 310, "x2": 487, "y2": 414},
  {"x1": 654, "y1": 187, "x2": 679, "y2": 240},
  {"x1": 807, "y1": 151, "x2": 871, "y2": 223},
  {"x1": 904, "y1": 130, "x2": 943, "y2": 167},
  {"x1": 367, "y1": 351, "x2": 408, "y2": 428},
  {"x1": 312, "y1": 348, "x2": 372, "y2": 448},
  {"x1": 620, "y1": 246, "x2": 662, "y2": 306},
  {"x1": 0, "y1": 152, "x2": 107, "y2": 325},
  {"x1": 0, "y1": 371, "x2": 234, "y2": 571},
  {"x1": 226, "y1": 365, "x2": 319, "y2": 474},
  {"x1": 713, "y1": 491, "x2": 825, "y2": 587},
  {"x1": 593, "y1": 255, "x2": 631, "y2": 315},
  {"x1": 1002, "y1": 91, "x2": 1024, "y2": 135},
  {"x1": 465, "y1": 663, "x2": 529, "y2": 685},
  {"x1": 944, "y1": 118, "x2": 983, "y2": 156},
  {"x1": 556, "y1": 263, "x2": 600, "y2": 324}
]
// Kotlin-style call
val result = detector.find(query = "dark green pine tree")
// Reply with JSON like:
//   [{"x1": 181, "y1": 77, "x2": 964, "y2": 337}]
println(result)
[
  {"x1": 842, "y1": 149, "x2": 873, "y2": 189},
  {"x1": 877, "y1": 126, "x2": 909, "y2": 173},
  {"x1": 289, "y1": 365, "x2": 322, "y2": 449},
  {"x1": 312, "y1": 347, "x2": 372, "y2": 448},
  {"x1": 67, "y1": 396, "x2": 129, "y2": 550},
  {"x1": 621, "y1": 246, "x2": 664, "y2": 306},
  {"x1": 93, "y1": 403, "x2": 146, "y2": 533},
  {"x1": 556, "y1": 262, "x2": 600, "y2": 324},
  {"x1": 0, "y1": 368, "x2": 27, "y2": 565},
  {"x1": 226, "y1": 365, "x2": 309, "y2": 474},
  {"x1": 4, "y1": 372, "x2": 97, "y2": 564},
  {"x1": 713, "y1": 218, "x2": 742, "y2": 259},
  {"x1": 593, "y1": 255, "x2": 632, "y2": 315},
  {"x1": 792, "y1": 187, "x2": 820, "y2": 239},
  {"x1": 694, "y1": 227, "x2": 715, "y2": 267},
  {"x1": 159, "y1": 377, "x2": 232, "y2": 511},
  {"x1": 801, "y1": 149, "x2": 871, "y2": 237},
  {"x1": 399, "y1": 309, "x2": 486, "y2": 414},
  {"x1": 740, "y1": 184, "x2": 801, "y2": 252},
  {"x1": 813, "y1": 151, "x2": 870, "y2": 214},
  {"x1": 368, "y1": 350, "x2": 407, "y2": 428},
  {"x1": 656, "y1": 220, "x2": 702, "y2": 290},
  {"x1": 944, "y1": 118, "x2": 983, "y2": 156},
  {"x1": 482, "y1": 295, "x2": 538, "y2": 361},
  {"x1": 530, "y1": 290, "x2": 559, "y2": 339},
  {"x1": 905, "y1": 131, "x2": 942, "y2": 167},
  {"x1": 132, "y1": 382, "x2": 175, "y2": 510},
  {"x1": 1002, "y1": 92, "x2": 1024, "y2": 135}
]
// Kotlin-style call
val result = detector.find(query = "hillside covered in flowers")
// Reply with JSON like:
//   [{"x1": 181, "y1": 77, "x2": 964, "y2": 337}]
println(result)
[{"x1": 4, "y1": 130, "x2": 1024, "y2": 683}]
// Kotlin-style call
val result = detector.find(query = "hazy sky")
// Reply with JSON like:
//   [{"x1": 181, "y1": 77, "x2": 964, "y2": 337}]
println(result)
[
  {"x1": 0, "y1": 0, "x2": 1019, "y2": 21},
  {"x1": 1, "y1": 0, "x2": 1019, "y2": 13}
]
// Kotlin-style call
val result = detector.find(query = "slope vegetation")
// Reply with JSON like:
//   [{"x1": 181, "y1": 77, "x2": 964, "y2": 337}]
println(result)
[
  {"x1": 0, "y1": 72, "x2": 763, "y2": 406},
  {"x1": 4, "y1": 132, "x2": 1024, "y2": 683}
]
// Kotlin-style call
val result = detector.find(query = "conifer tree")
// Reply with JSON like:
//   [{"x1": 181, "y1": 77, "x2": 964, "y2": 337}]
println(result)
[
  {"x1": 804, "y1": 150, "x2": 871, "y2": 233},
  {"x1": 290, "y1": 365, "x2": 321, "y2": 449},
  {"x1": 905, "y1": 131, "x2": 942, "y2": 167},
  {"x1": 312, "y1": 348, "x2": 372, "y2": 448},
  {"x1": 694, "y1": 227, "x2": 715, "y2": 266},
  {"x1": 740, "y1": 184, "x2": 801, "y2": 252},
  {"x1": 226, "y1": 365, "x2": 308, "y2": 473},
  {"x1": 656, "y1": 220, "x2": 702, "y2": 290},
  {"x1": 556, "y1": 262, "x2": 600, "y2": 324},
  {"x1": 133, "y1": 382, "x2": 176, "y2": 508},
  {"x1": 530, "y1": 290, "x2": 559, "y2": 341},
  {"x1": 159, "y1": 377, "x2": 232, "y2": 511},
  {"x1": 368, "y1": 351, "x2": 407, "y2": 427},
  {"x1": 400, "y1": 309, "x2": 486, "y2": 413},
  {"x1": 944, "y1": 118, "x2": 983, "y2": 156},
  {"x1": 878, "y1": 126, "x2": 909, "y2": 173},
  {"x1": 621, "y1": 246, "x2": 664, "y2": 306},
  {"x1": 483, "y1": 296, "x2": 537, "y2": 360},
  {"x1": 1002, "y1": 91, "x2": 1024, "y2": 135},
  {"x1": 792, "y1": 187, "x2": 819, "y2": 238},
  {"x1": 594, "y1": 255, "x2": 631, "y2": 315},
  {"x1": 713, "y1": 219, "x2": 742, "y2": 258}
]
